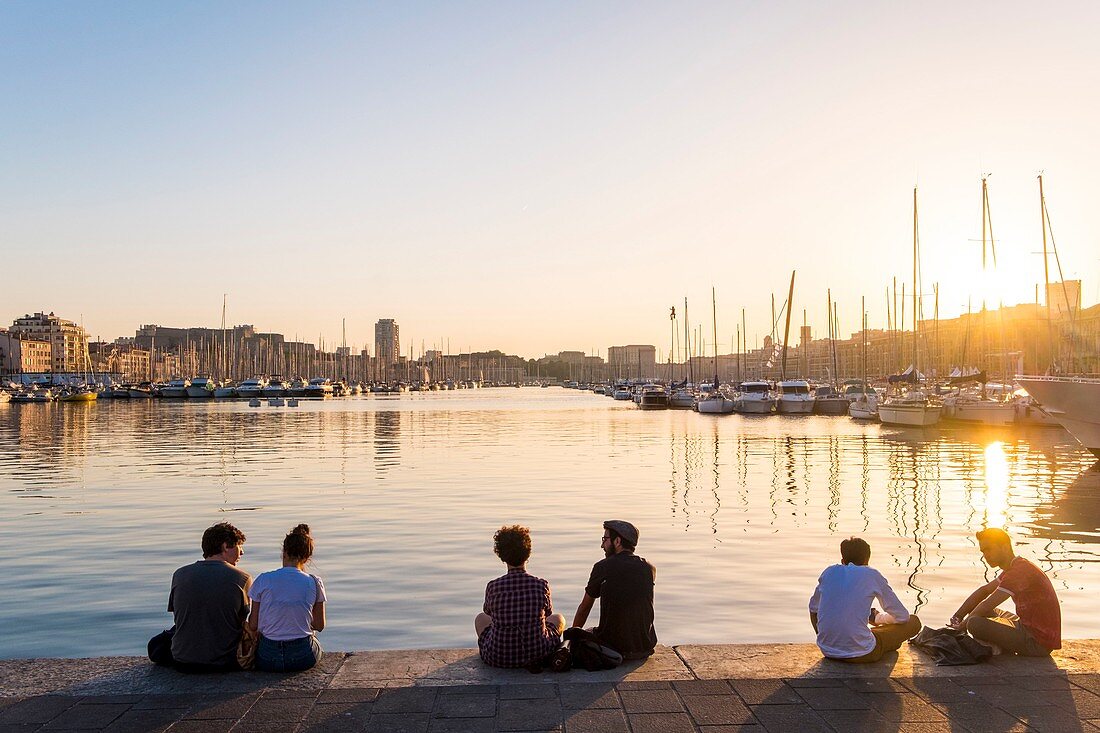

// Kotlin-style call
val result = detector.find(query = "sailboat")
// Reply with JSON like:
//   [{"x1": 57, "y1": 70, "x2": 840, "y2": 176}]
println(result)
[
  {"x1": 698, "y1": 287, "x2": 735, "y2": 414},
  {"x1": 773, "y1": 272, "x2": 814, "y2": 415},
  {"x1": 849, "y1": 297, "x2": 879, "y2": 420},
  {"x1": 942, "y1": 177, "x2": 1016, "y2": 425},
  {"x1": 878, "y1": 187, "x2": 943, "y2": 427},
  {"x1": 670, "y1": 299, "x2": 696, "y2": 408}
]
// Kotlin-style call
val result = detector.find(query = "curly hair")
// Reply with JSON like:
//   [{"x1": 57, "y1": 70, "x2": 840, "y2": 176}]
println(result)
[
  {"x1": 494, "y1": 525, "x2": 532, "y2": 567},
  {"x1": 201, "y1": 522, "x2": 246, "y2": 558}
]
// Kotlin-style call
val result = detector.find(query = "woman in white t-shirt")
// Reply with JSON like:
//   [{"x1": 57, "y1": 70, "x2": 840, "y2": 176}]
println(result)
[{"x1": 247, "y1": 524, "x2": 327, "y2": 672}]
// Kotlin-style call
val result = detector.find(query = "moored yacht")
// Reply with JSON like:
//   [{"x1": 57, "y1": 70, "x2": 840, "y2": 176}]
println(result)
[
  {"x1": 813, "y1": 385, "x2": 851, "y2": 416},
  {"x1": 878, "y1": 389, "x2": 942, "y2": 427},
  {"x1": 669, "y1": 385, "x2": 695, "y2": 409},
  {"x1": 214, "y1": 382, "x2": 238, "y2": 398},
  {"x1": 185, "y1": 376, "x2": 215, "y2": 398},
  {"x1": 263, "y1": 377, "x2": 290, "y2": 397},
  {"x1": 160, "y1": 378, "x2": 191, "y2": 398},
  {"x1": 638, "y1": 384, "x2": 669, "y2": 410},
  {"x1": 128, "y1": 382, "x2": 154, "y2": 398},
  {"x1": 1016, "y1": 376, "x2": 1100, "y2": 457},
  {"x1": 696, "y1": 389, "x2": 735, "y2": 414},
  {"x1": 776, "y1": 379, "x2": 814, "y2": 414},
  {"x1": 306, "y1": 377, "x2": 334, "y2": 398},
  {"x1": 735, "y1": 381, "x2": 775, "y2": 414},
  {"x1": 236, "y1": 377, "x2": 267, "y2": 399}
]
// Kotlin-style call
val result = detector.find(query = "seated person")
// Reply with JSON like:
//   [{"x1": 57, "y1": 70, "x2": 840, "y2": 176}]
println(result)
[
  {"x1": 248, "y1": 524, "x2": 327, "y2": 672},
  {"x1": 571, "y1": 520, "x2": 657, "y2": 661},
  {"x1": 809, "y1": 537, "x2": 921, "y2": 663},
  {"x1": 950, "y1": 527, "x2": 1060, "y2": 657},
  {"x1": 476, "y1": 525, "x2": 566, "y2": 668},
  {"x1": 148, "y1": 522, "x2": 251, "y2": 672}
]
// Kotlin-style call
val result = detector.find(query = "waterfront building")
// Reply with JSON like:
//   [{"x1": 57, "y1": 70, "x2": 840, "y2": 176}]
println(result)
[
  {"x1": 8, "y1": 312, "x2": 89, "y2": 374},
  {"x1": 0, "y1": 331, "x2": 52, "y2": 378},
  {"x1": 607, "y1": 345, "x2": 657, "y2": 381},
  {"x1": 375, "y1": 319, "x2": 400, "y2": 380}
]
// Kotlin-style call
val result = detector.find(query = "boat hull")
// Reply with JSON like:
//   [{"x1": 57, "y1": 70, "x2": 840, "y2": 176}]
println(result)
[
  {"x1": 1017, "y1": 377, "x2": 1100, "y2": 456},
  {"x1": 59, "y1": 392, "x2": 97, "y2": 402},
  {"x1": 814, "y1": 398, "x2": 851, "y2": 416},
  {"x1": 776, "y1": 397, "x2": 814, "y2": 414},
  {"x1": 879, "y1": 403, "x2": 943, "y2": 427},
  {"x1": 736, "y1": 398, "x2": 775, "y2": 414},
  {"x1": 160, "y1": 388, "x2": 188, "y2": 398},
  {"x1": 185, "y1": 386, "x2": 214, "y2": 399},
  {"x1": 697, "y1": 397, "x2": 735, "y2": 414},
  {"x1": 669, "y1": 392, "x2": 695, "y2": 409},
  {"x1": 943, "y1": 399, "x2": 1016, "y2": 426}
]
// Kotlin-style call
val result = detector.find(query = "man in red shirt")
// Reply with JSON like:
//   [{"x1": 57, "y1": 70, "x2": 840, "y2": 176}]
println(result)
[{"x1": 950, "y1": 527, "x2": 1061, "y2": 656}]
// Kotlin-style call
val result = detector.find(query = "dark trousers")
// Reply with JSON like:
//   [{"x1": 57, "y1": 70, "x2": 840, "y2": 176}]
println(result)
[{"x1": 147, "y1": 628, "x2": 240, "y2": 673}]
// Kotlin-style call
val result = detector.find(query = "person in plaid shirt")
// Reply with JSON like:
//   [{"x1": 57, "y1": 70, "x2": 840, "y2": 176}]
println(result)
[{"x1": 475, "y1": 525, "x2": 566, "y2": 668}]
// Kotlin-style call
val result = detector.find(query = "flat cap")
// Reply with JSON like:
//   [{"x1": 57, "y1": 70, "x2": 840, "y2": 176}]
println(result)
[{"x1": 603, "y1": 520, "x2": 639, "y2": 546}]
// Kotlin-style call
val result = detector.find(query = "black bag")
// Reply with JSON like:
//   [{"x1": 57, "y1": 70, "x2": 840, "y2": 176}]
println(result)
[
  {"x1": 563, "y1": 627, "x2": 623, "y2": 671},
  {"x1": 525, "y1": 643, "x2": 572, "y2": 674}
]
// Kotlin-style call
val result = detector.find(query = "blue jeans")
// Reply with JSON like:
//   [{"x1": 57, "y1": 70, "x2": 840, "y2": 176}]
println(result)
[{"x1": 256, "y1": 634, "x2": 322, "y2": 672}]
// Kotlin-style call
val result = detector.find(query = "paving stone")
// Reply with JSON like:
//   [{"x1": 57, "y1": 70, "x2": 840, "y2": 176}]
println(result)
[
  {"x1": 0, "y1": 697, "x2": 27, "y2": 710},
  {"x1": 237, "y1": 696, "x2": 315, "y2": 724},
  {"x1": 682, "y1": 694, "x2": 755, "y2": 725},
  {"x1": 230, "y1": 722, "x2": 300, "y2": 733},
  {"x1": 818, "y1": 709, "x2": 894, "y2": 732},
  {"x1": 0, "y1": 696, "x2": 79, "y2": 725},
  {"x1": 672, "y1": 679, "x2": 732, "y2": 696},
  {"x1": 897, "y1": 678, "x2": 973, "y2": 702},
  {"x1": 181, "y1": 694, "x2": 260, "y2": 720},
  {"x1": 498, "y1": 698, "x2": 563, "y2": 730},
  {"x1": 1061, "y1": 689, "x2": 1100, "y2": 718},
  {"x1": 316, "y1": 688, "x2": 379, "y2": 704},
  {"x1": 563, "y1": 708, "x2": 629, "y2": 733},
  {"x1": 748, "y1": 705, "x2": 831, "y2": 733},
  {"x1": 626, "y1": 712, "x2": 696, "y2": 733},
  {"x1": 1072, "y1": 675, "x2": 1100, "y2": 695},
  {"x1": 695, "y1": 726, "x2": 759, "y2": 733},
  {"x1": 42, "y1": 702, "x2": 131, "y2": 729},
  {"x1": 843, "y1": 678, "x2": 909, "y2": 693},
  {"x1": 436, "y1": 684, "x2": 497, "y2": 696},
  {"x1": 132, "y1": 695, "x2": 194, "y2": 710},
  {"x1": 559, "y1": 683, "x2": 619, "y2": 710},
  {"x1": 372, "y1": 688, "x2": 437, "y2": 714},
  {"x1": 614, "y1": 681, "x2": 671, "y2": 691},
  {"x1": 728, "y1": 680, "x2": 801, "y2": 705},
  {"x1": 429, "y1": 718, "x2": 495, "y2": 733},
  {"x1": 893, "y1": 724, "x2": 953, "y2": 733},
  {"x1": 80, "y1": 694, "x2": 145, "y2": 705},
  {"x1": 795, "y1": 687, "x2": 873, "y2": 710},
  {"x1": 618, "y1": 690, "x2": 683, "y2": 714},
  {"x1": 866, "y1": 693, "x2": 946, "y2": 722},
  {"x1": 432, "y1": 692, "x2": 496, "y2": 718},
  {"x1": 1012, "y1": 675, "x2": 1077, "y2": 691},
  {"x1": 930, "y1": 701, "x2": 1027, "y2": 731},
  {"x1": 101, "y1": 707, "x2": 184, "y2": 733},
  {"x1": 783, "y1": 677, "x2": 845, "y2": 688},
  {"x1": 365, "y1": 712, "x2": 431, "y2": 733},
  {"x1": 1007, "y1": 705, "x2": 1090, "y2": 731},
  {"x1": 164, "y1": 721, "x2": 236, "y2": 733},
  {"x1": 500, "y1": 684, "x2": 559, "y2": 699},
  {"x1": 300, "y1": 701, "x2": 373, "y2": 732},
  {"x1": 263, "y1": 689, "x2": 324, "y2": 699}
]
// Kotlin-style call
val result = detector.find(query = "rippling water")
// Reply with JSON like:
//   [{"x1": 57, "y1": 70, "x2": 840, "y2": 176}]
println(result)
[{"x1": 2, "y1": 388, "x2": 1098, "y2": 659}]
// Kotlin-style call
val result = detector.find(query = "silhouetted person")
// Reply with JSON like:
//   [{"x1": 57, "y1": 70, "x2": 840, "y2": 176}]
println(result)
[
  {"x1": 950, "y1": 527, "x2": 1060, "y2": 656},
  {"x1": 148, "y1": 523, "x2": 251, "y2": 672},
  {"x1": 571, "y1": 520, "x2": 657, "y2": 660},
  {"x1": 809, "y1": 537, "x2": 921, "y2": 663}
]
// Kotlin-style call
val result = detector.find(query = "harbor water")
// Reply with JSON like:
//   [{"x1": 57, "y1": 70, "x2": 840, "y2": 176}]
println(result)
[{"x1": 1, "y1": 388, "x2": 1098, "y2": 659}]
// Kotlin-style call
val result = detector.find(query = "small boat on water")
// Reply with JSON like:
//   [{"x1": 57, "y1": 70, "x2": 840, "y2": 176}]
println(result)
[
  {"x1": 236, "y1": 377, "x2": 267, "y2": 399},
  {"x1": 697, "y1": 390, "x2": 735, "y2": 414},
  {"x1": 129, "y1": 382, "x2": 154, "y2": 398},
  {"x1": 160, "y1": 379, "x2": 191, "y2": 398},
  {"x1": 669, "y1": 386, "x2": 695, "y2": 409},
  {"x1": 262, "y1": 377, "x2": 289, "y2": 397},
  {"x1": 288, "y1": 378, "x2": 310, "y2": 398},
  {"x1": 878, "y1": 390, "x2": 942, "y2": 427},
  {"x1": 735, "y1": 381, "x2": 775, "y2": 414},
  {"x1": 776, "y1": 379, "x2": 814, "y2": 414},
  {"x1": 306, "y1": 378, "x2": 334, "y2": 398},
  {"x1": 612, "y1": 386, "x2": 633, "y2": 400},
  {"x1": 848, "y1": 394, "x2": 879, "y2": 420},
  {"x1": 58, "y1": 385, "x2": 97, "y2": 402},
  {"x1": 813, "y1": 385, "x2": 850, "y2": 416},
  {"x1": 638, "y1": 384, "x2": 669, "y2": 410},
  {"x1": 185, "y1": 376, "x2": 215, "y2": 399}
]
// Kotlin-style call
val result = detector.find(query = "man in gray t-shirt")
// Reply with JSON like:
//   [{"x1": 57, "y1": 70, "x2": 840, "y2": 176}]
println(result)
[{"x1": 149, "y1": 523, "x2": 251, "y2": 672}]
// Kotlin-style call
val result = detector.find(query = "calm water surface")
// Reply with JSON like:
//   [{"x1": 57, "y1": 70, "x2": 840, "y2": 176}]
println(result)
[{"x1": 2, "y1": 388, "x2": 1099, "y2": 658}]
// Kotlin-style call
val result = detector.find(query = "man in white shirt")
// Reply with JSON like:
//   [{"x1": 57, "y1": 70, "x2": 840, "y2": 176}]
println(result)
[{"x1": 808, "y1": 537, "x2": 921, "y2": 663}]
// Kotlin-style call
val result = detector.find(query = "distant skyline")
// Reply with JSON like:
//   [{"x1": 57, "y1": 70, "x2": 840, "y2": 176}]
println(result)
[{"x1": 4, "y1": 2, "x2": 1099, "y2": 356}]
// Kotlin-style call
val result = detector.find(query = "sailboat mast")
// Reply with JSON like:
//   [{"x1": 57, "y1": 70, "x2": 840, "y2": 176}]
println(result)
[
  {"x1": 711, "y1": 287, "x2": 719, "y2": 386},
  {"x1": 684, "y1": 297, "x2": 692, "y2": 385},
  {"x1": 780, "y1": 271, "x2": 795, "y2": 379},
  {"x1": 1039, "y1": 174, "x2": 1054, "y2": 372},
  {"x1": 912, "y1": 186, "x2": 919, "y2": 373}
]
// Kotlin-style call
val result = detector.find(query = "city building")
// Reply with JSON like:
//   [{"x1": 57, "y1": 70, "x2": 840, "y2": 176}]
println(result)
[
  {"x1": 374, "y1": 319, "x2": 400, "y2": 379},
  {"x1": 607, "y1": 345, "x2": 657, "y2": 380},
  {"x1": 8, "y1": 312, "x2": 90, "y2": 374},
  {"x1": 0, "y1": 331, "x2": 52, "y2": 377}
]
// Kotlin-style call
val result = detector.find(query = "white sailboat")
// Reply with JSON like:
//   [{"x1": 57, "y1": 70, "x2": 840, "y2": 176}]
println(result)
[
  {"x1": 879, "y1": 187, "x2": 942, "y2": 427},
  {"x1": 697, "y1": 287, "x2": 735, "y2": 414}
]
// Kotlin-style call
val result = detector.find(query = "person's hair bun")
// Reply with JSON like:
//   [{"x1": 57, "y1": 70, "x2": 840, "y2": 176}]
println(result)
[{"x1": 292, "y1": 523, "x2": 311, "y2": 536}]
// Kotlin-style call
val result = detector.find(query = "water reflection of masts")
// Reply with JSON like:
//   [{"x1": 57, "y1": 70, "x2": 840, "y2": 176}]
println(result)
[
  {"x1": 373, "y1": 411, "x2": 402, "y2": 474},
  {"x1": 826, "y1": 435, "x2": 840, "y2": 534},
  {"x1": 710, "y1": 428, "x2": 722, "y2": 541},
  {"x1": 886, "y1": 438, "x2": 931, "y2": 612},
  {"x1": 860, "y1": 434, "x2": 870, "y2": 533}
]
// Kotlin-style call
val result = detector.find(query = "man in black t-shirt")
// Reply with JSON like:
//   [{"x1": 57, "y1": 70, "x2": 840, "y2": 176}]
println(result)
[{"x1": 571, "y1": 520, "x2": 657, "y2": 660}]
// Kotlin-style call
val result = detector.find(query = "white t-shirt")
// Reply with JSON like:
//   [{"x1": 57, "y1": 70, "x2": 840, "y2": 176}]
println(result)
[
  {"x1": 249, "y1": 567, "x2": 327, "y2": 641},
  {"x1": 808, "y1": 564, "x2": 909, "y2": 658}
]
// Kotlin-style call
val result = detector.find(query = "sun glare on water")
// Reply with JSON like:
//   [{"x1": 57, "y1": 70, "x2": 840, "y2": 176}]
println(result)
[{"x1": 983, "y1": 441, "x2": 1010, "y2": 528}]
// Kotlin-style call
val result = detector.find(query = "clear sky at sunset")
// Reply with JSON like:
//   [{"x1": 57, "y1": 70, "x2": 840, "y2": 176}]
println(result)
[{"x1": 3, "y1": 2, "x2": 1098, "y2": 358}]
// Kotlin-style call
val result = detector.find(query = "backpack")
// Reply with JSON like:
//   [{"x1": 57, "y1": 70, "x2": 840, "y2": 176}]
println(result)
[{"x1": 563, "y1": 627, "x2": 623, "y2": 671}]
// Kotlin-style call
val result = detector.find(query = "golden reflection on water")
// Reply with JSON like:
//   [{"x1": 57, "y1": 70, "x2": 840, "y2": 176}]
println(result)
[{"x1": 983, "y1": 441, "x2": 1011, "y2": 529}]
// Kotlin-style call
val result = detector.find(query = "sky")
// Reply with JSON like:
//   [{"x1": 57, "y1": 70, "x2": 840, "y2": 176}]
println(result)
[{"x1": 3, "y1": 1, "x2": 1099, "y2": 359}]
